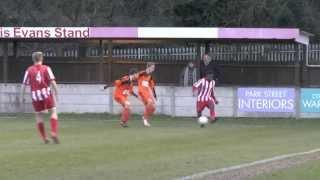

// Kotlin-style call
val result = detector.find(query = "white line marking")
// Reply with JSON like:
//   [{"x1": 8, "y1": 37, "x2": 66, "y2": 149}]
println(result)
[{"x1": 179, "y1": 148, "x2": 320, "y2": 180}]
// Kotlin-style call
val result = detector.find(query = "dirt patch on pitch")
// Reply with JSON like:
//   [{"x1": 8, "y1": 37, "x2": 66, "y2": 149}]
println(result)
[{"x1": 189, "y1": 151, "x2": 320, "y2": 180}]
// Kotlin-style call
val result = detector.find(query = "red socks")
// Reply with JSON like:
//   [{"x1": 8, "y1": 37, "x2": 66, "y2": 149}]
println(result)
[
  {"x1": 37, "y1": 118, "x2": 59, "y2": 141},
  {"x1": 50, "y1": 118, "x2": 59, "y2": 137},
  {"x1": 210, "y1": 111, "x2": 216, "y2": 120},
  {"x1": 37, "y1": 122, "x2": 47, "y2": 140},
  {"x1": 144, "y1": 104, "x2": 155, "y2": 120},
  {"x1": 121, "y1": 108, "x2": 131, "y2": 123}
]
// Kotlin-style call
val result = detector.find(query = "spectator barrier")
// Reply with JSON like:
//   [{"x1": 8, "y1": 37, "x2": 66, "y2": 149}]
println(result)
[{"x1": 1, "y1": 84, "x2": 320, "y2": 118}]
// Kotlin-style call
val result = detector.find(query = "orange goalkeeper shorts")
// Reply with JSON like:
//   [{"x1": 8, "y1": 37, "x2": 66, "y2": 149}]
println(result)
[
  {"x1": 139, "y1": 92, "x2": 154, "y2": 105},
  {"x1": 114, "y1": 95, "x2": 128, "y2": 107}
]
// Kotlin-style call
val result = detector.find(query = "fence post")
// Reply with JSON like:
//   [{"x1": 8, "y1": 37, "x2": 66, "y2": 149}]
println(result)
[
  {"x1": 296, "y1": 44, "x2": 303, "y2": 123},
  {"x1": 196, "y1": 43, "x2": 201, "y2": 78},
  {"x1": 98, "y1": 40, "x2": 104, "y2": 83},
  {"x1": 294, "y1": 43, "x2": 301, "y2": 87},
  {"x1": 302, "y1": 44, "x2": 309, "y2": 87},
  {"x1": 107, "y1": 40, "x2": 113, "y2": 84},
  {"x1": 13, "y1": 41, "x2": 18, "y2": 58}
]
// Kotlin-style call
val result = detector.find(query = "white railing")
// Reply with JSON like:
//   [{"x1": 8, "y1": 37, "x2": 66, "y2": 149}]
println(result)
[{"x1": 13, "y1": 43, "x2": 320, "y2": 63}]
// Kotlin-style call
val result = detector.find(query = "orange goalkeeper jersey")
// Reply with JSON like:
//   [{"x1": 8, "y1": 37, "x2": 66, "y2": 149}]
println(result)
[
  {"x1": 113, "y1": 76, "x2": 134, "y2": 99},
  {"x1": 137, "y1": 72, "x2": 155, "y2": 101}
]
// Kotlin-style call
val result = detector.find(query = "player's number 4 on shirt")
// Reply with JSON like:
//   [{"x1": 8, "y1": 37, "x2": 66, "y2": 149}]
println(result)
[{"x1": 36, "y1": 71, "x2": 42, "y2": 83}]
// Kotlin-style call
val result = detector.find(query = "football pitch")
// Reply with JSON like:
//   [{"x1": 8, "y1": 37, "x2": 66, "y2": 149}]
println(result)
[{"x1": 1, "y1": 114, "x2": 320, "y2": 180}]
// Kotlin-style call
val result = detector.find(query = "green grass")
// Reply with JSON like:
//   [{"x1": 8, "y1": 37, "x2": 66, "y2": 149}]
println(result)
[
  {"x1": 254, "y1": 160, "x2": 320, "y2": 180},
  {"x1": 1, "y1": 114, "x2": 320, "y2": 180}
]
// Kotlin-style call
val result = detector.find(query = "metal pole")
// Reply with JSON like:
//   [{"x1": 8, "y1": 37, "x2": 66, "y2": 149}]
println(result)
[
  {"x1": 2, "y1": 42, "x2": 8, "y2": 83},
  {"x1": 294, "y1": 43, "x2": 301, "y2": 87},
  {"x1": 99, "y1": 40, "x2": 104, "y2": 83},
  {"x1": 303, "y1": 44, "x2": 309, "y2": 87},
  {"x1": 107, "y1": 40, "x2": 114, "y2": 114},
  {"x1": 107, "y1": 40, "x2": 113, "y2": 84},
  {"x1": 13, "y1": 41, "x2": 17, "y2": 58},
  {"x1": 294, "y1": 43, "x2": 302, "y2": 119},
  {"x1": 196, "y1": 42, "x2": 201, "y2": 78}
]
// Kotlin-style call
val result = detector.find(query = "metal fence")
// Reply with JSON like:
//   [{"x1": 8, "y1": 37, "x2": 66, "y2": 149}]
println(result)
[
  {"x1": 13, "y1": 43, "x2": 320, "y2": 64},
  {"x1": 2, "y1": 42, "x2": 320, "y2": 85},
  {"x1": 309, "y1": 43, "x2": 320, "y2": 64}
]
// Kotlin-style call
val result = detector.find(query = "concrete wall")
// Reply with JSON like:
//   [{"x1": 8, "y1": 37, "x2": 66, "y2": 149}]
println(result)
[
  {"x1": 174, "y1": 87, "x2": 234, "y2": 117},
  {"x1": 0, "y1": 84, "x2": 233, "y2": 117},
  {"x1": 1, "y1": 83, "x2": 320, "y2": 118},
  {"x1": 0, "y1": 84, "x2": 110, "y2": 113}
]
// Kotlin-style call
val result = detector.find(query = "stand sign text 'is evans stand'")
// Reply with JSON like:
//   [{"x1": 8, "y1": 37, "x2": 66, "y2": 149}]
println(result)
[{"x1": 0, "y1": 27, "x2": 89, "y2": 39}]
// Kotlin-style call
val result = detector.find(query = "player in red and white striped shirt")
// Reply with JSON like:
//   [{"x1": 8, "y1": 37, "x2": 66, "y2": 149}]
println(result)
[
  {"x1": 21, "y1": 52, "x2": 60, "y2": 144},
  {"x1": 193, "y1": 72, "x2": 219, "y2": 123}
]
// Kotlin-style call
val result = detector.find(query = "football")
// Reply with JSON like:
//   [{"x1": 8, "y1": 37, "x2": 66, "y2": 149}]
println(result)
[{"x1": 198, "y1": 116, "x2": 209, "y2": 125}]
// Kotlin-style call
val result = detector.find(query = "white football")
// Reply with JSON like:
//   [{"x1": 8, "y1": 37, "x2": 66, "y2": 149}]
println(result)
[{"x1": 198, "y1": 116, "x2": 209, "y2": 125}]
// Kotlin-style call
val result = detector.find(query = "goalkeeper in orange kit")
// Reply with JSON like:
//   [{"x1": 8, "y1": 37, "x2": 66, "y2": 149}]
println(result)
[
  {"x1": 104, "y1": 66, "x2": 155, "y2": 128},
  {"x1": 104, "y1": 69, "x2": 138, "y2": 127}
]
